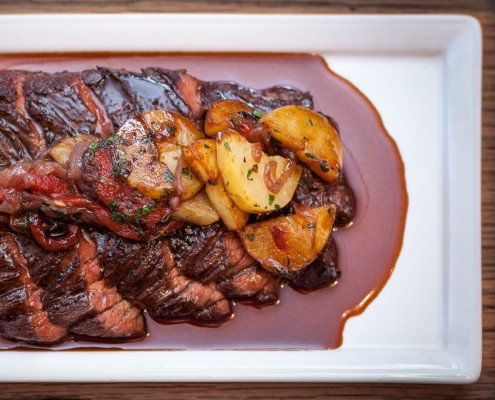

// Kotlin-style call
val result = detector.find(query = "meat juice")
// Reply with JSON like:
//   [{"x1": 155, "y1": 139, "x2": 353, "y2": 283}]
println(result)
[{"x1": 0, "y1": 53, "x2": 407, "y2": 350}]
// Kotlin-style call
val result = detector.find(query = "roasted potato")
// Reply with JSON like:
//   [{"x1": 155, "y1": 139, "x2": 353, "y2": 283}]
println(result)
[
  {"x1": 49, "y1": 135, "x2": 95, "y2": 165},
  {"x1": 141, "y1": 109, "x2": 204, "y2": 146},
  {"x1": 159, "y1": 143, "x2": 203, "y2": 201},
  {"x1": 205, "y1": 180, "x2": 249, "y2": 231},
  {"x1": 182, "y1": 139, "x2": 218, "y2": 184},
  {"x1": 239, "y1": 204, "x2": 336, "y2": 275},
  {"x1": 49, "y1": 138, "x2": 76, "y2": 165},
  {"x1": 204, "y1": 99, "x2": 255, "y2": 137},
  {"x1": 183, "y1": 138, "x2": 249, "y2": 230},
  {"x1": 216, "y1": 129, "x2": 301, "y2": 214},
  {"x1": 260, "y1": 106, "x2": 343, "y2": 184},
  {"x1": 172, "y1": 190, "x2": 219, "y2": 225}
]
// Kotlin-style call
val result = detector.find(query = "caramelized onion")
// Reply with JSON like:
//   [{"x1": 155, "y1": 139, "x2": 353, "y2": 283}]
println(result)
[
  {"x1": 263, "y1": 160, "x2": 297, "y2": 194},
  {"x1": 28, "y1": 213, "x2": 81, "y2": 251}
]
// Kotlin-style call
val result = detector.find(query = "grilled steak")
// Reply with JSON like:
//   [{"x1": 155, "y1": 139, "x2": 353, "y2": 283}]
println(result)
[
  {"x1": 0, "y1": 231, "x2": 67, "y2": 344},
  {"x1": 0, "y1": 66, "x2": 352, "y2": 346}
]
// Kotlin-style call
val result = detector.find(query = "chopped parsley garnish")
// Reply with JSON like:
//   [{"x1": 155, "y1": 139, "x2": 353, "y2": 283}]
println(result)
[
  {"x1": 164, "y1": 170, "x2": 175, "y2": 182},
  {"x1": 268, "y1": 194, "x2": 275, "y2": 205},
  {"x1": 320, "y1": 161, "x2": 330, "y2": 172},
  {"x1": 252, "y1": 109, "x2": 266, "y2": 119},
  {"x1": 138, "y1": 204, "x2": 155, "y2": 216},
  {"x1": 110, "y1": 211, "x2": 131, "y2": 223},
  {"x1": 167, "y1": 125, "x2": 175, "y2": 135},
  {"x1": 224, "y1": 142, "x2": 232, "y2": 152},
  {"x1": 108, "y1": 201, "x2": 120, "y2": 212},
  {"x1": 204, "y1": 143, "x2": 210, "y2": 149},
  {"x1": 246, "y1": 232, "x2": 255, "y2": 241},
  {"x1": 182, "y1": 167, "x2": 190, "y2": 175},
  {"x1": 88, "y1": 142, "x2": 99, "y2": 153},
  {"x1": 274, "y1": 204, "x2": 281, "y2": 210},
  {"x1": 162, "y1": 188, "x2": 172, "y2": 198},
  {"x1": 247, "y1": 167, "x2": 255, "y2": 180},
  {"x1": 253, "y1": 203, "x2": 260, "y2": 208},
  {"x1": 327, "y1": 207, "x2": 335, "y2": 215},
  {"x1": 20, "y1": 217, "x2": 29, "y2": 229},
  {"x1": 308, "y1": 118, "x2": 314, "y2": 126},
  {"x1": 305, "y1": 152, "x2": 317, "y2": 160}
]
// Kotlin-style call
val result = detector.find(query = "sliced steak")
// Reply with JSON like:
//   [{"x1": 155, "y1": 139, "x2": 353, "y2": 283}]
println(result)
[
  {"x1": 18, "y1": 230, "x2": 146, "y2": 339},
  {"x1": 92, "y1": 229, "x2": 233, "y2": 324},
  {"x1": 294, "y1": 166, "x2": 355, "y2": 227},
  {"x1": 0, "y1": 231, "x2": 67, "y2": 344},
  {"x1": 168, "y1": 223, "x2": 280, "y2": 305},
  {"x1": 23, "y1": 72, "x2": 101, "y2": 145},
  {"x1": 200, "y1": 81, "x2": 313, "y2": 114},
  {"x1": 0, "y1": 70, "x2": 44, "y2": 165}
]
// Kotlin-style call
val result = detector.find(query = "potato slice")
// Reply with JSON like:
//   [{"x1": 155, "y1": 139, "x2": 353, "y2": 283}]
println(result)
[
  {"x1": 49, "y1": 138, "x2": 76, "y2": 165},
  {"x1": 260, "y1": 106, "x2": 343, "y2": 184},
  {"x1": 172, "y1": 190, "x2": 219, "y2": 225},
  {"x1": 239, "y1": 204, "x2": 336, "y2": 275},
  {"x1": 182, "y1": 139, "x2": 218, "y2": 184},
  {"x1": 216, "y1": 129, "x2": 301, "y2": 214},
  {"x1": 159, "y1": 143, "x2": 203, "y2": 201},
  {"x1": 204, "y1": 99, "x2": 254, "y2": 137},
  {"x1": 183, "y1": 138, "x2": 249, "y2": 230},
  {"x1": 205, "y1": 180, "x2": 249, "y2": 231},
  {"x1": 141, "y1": 109, "x2": 204, "y2": 146}
]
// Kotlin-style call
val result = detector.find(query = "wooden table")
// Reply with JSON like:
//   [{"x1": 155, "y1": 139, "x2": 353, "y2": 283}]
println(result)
[{"x1": 0, "y1": 1, "x2": 493, "y2": 398}]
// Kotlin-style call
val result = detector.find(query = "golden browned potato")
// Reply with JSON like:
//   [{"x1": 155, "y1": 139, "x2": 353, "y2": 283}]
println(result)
[
  {"x1": 204, "y1": 99, "x2": 254, "y2": 137},
  {"x1": 141, "y1": 109, "x2": 204, "y2": 146},
  {"x1": 49, "y1": 138, "x2": 76, "y2": 165},
  {"x1": 183, "y1": 138, "x2": 249, "y2": 230},
  {"x1": 159, "y1": 143, "x2": 203, "y2": 201},
  {"x1": 119, "y1": 110, "x2": 205, "y2": 200},
  {"x1": 216, "y1": 129, "x2": 301, "y2": 213},
  {"x1": 205, "y1": 180, "x2": 249, "y2": 231},
  {"x1": 172, "y1": 190, "x2": 219, "y2": 225},
  {"x1": 182, "y1": 139, "x2": 218, "y2": 184},
  {"x1": 260, "y1": 106, "x2": 343, "y2": 184},
  {"x1": 239, "y1": 204, "x2": 336, "y2": 275}
]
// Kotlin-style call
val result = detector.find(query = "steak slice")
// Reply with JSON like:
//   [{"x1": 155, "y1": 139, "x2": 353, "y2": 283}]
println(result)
[
  {"x1": 18, "y1": 230, "x2": 146, "y2": 339},
  {"x1": 294, "y1": 166, "x2": 355, "y2": 227},
  {"x1": 23, "y1": 71, "x2": 101, "y2": 145},
  {"x1": 0, "y1": 71, "x2": 44, "y2": 165},
  {"x1": 0, "y1": 231, "x2": 67, "y2": 344},
  {"x1": 200, "y1": 80, "x2": 313, "y2": 114},
  {"x1": 92, "y1": 230, "x2": 233, "y2": 324},
  {"x1": 168, "y1": 223, "x2": 280, "y2": 305}
]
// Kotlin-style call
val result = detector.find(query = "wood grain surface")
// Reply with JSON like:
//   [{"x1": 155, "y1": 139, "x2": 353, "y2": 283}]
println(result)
[{"x1": 0, "y1": 0, "x2": 493, "y2": 399}]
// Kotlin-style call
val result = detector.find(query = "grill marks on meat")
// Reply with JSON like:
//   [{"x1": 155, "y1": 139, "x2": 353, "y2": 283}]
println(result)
[
  {"x1": 0, "y1": 68, "x2": 313, "y2": 169},
  {"x1": 0, "y1": 231, "x2": 67, "y2": 344},
  {"x1": 168, "y1": 223, "x2": 280, "y2": 305},
  {"x1": 200, "y1": 81, "x2": 313, "y2": 114},
  {"x1": 15, "y1": 231, "x2": 146, "y2": 339},
  {"x1": 0, "y1": 71, "x2": 44, "y2": 166},
  {"x1": 81, "y1": 67, "x2": 193, "y2": 129},
  {"x1": 23, "y1": 72, "x2": 101, "y2": 145},
  {"x1": 91, "y1": 230, "x2": 232, "y2": 324},
  {"x1": 295, "y1": 166, "x2": 355, "y2": 227}
]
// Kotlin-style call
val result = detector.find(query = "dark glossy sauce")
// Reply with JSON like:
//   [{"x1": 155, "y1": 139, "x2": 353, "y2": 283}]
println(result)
[{"x1": 0, "y1": 52, "x2": 408, "y2": 350}]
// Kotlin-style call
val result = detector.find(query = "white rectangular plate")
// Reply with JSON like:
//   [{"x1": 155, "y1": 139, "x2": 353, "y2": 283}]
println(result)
[{"x1": 0, "y1": 14, "x2": 481, "y2": 383}]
